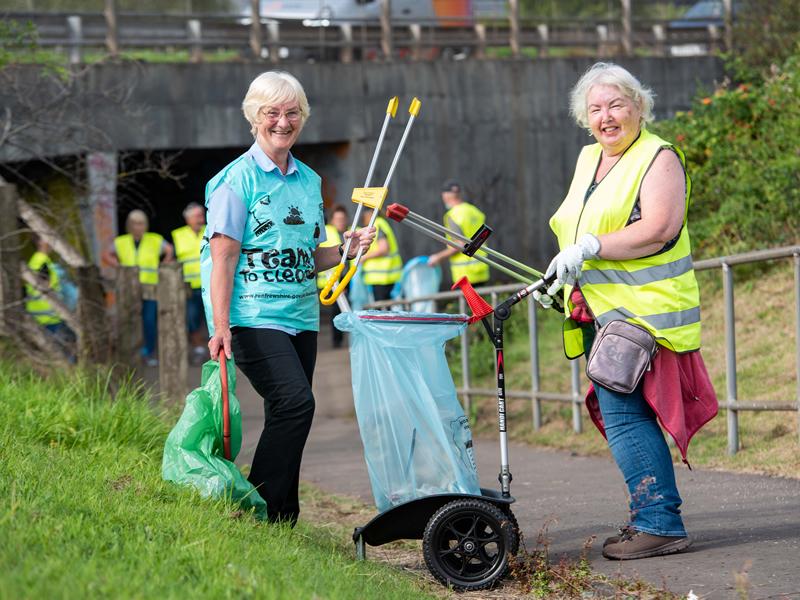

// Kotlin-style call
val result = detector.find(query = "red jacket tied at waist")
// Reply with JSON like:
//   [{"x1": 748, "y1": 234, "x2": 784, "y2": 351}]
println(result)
[{"x1": 585, "y1": 347, "x2": 719, "y2": 465}]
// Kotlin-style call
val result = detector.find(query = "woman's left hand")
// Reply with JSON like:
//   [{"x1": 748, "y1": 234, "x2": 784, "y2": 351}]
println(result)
[{"x1": 343, "y1": 227, "x2": 376, "y2": 259}]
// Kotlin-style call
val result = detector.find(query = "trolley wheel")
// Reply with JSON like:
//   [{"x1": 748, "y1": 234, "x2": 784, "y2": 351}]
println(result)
[
  {"x1": 422, "y1": 498, "x2": 516, "y2": 591},
  {"x1": 502, "y1": 506, "x2": 521, "y2": 557}
]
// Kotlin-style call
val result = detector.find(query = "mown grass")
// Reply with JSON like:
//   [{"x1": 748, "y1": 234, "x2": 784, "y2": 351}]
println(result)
[
  {"x1": 0, "y1": 363, "x2": 434, "y2": 599},
  {"x1": 448, "y1": 261, "x2": 800, "y2": 479}
]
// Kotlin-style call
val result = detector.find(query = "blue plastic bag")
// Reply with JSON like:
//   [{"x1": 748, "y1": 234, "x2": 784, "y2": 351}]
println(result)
[
  {"x1": 397, "y1": 256, "x2": 441, "y2": 313},
  {"x1": 335, "y1": 311, "x2": 480, "y2": 512}
]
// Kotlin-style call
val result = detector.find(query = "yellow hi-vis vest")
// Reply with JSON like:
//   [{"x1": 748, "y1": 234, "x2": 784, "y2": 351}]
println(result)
[
  {"x1": 171, "y1": 224, "x2": 205, "y2": 289},
  {"x1": 317, "y1": 224, "x2": 343, "y2": 289},
  {"x1": 25, "y1": 251, "x2": 62, "y2": 326},
  {"x1": 549, "y1": 128, "x2": 701, "y2": 359},
  {"x1": 114, "y1": 232, "x2": 164, "y2": 286},
  {"x1": 445, "y1": 201, "x2": 490, "y2": 284},
  {"x1": 362, "y1": 216, "x2": 403, "y2": 286}
]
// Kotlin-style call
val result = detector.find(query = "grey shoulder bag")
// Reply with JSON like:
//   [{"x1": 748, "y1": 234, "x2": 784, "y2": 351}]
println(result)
[{"x1": 585, "y1": 320, "x2": 658, "y2": 394}]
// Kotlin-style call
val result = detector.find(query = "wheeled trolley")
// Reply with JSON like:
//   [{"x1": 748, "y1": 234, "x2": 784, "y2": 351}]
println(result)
[{"x1": 346, "y1": 275, "x2": 553, "y2": 591}]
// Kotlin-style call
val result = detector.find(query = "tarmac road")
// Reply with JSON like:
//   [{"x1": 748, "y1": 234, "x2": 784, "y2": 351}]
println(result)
[{"x1": 234, "y1": 332, "x2": 800, "y2": 599}]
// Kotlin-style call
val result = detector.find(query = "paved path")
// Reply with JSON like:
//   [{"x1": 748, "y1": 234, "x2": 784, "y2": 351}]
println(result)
[{"x1": 232, "y1": 333, "x2": 800, "y2": 599}]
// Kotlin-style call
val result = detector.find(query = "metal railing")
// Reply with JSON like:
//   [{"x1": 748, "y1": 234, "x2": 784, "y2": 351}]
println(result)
[
  {"x1": 366, "y1": 245, "x2": 800, "y2": 455},
  {"x1": 5, "y1": 9, "x2": 731, "y2": 64}
]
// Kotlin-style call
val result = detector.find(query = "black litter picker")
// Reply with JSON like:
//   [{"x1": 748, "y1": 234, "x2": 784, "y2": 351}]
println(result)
[{"x1": 340, "y1": 204, "x2": 558, "y2": 591}]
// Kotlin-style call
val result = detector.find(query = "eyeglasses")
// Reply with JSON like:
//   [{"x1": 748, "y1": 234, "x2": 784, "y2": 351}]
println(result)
[{"x1": 260, "y1": 108, "x2": 302, "y2": 123}]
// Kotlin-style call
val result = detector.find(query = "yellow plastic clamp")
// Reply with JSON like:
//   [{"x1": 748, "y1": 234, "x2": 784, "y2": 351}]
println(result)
[
  {"x1": 408, "y1": 97, "x2": 421, "y2": 117},
  {"x1": 351, "y1": 187, "x2": 389, "y2": 210},
  {"x1": 387, "y1": 96, "x2": 399, "y2": 117}
]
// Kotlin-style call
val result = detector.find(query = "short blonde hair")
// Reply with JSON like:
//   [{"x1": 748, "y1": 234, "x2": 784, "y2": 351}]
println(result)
[
  {"x1": 242, "y1": 71, "x2": 310, "y2": 136},
  {"x1": 569, "y1": 62, "x2": 655, "y2": 129},
  {"x1": 126, "y1": 209, "x2": 149, "y2": 231}
]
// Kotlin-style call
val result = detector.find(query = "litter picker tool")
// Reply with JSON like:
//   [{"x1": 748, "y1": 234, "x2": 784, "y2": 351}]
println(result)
[
  {"x1": 219, "y1": 355, "x2": 231, "y2": 461},
  {"x1": 320, "y1": 96, "x2": 421, "y2": 305},
  {"x1": 386, "y1": 202, "x2": 549, "y2": 287}
]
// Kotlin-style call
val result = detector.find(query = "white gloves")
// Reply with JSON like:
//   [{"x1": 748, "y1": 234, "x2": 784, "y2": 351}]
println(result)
[
  {"x1": 544, "y1": 233, "x2": 601, "y2": 296},
  {"x1": 532, "y1": 289, "x2": 554, "y2": 309}
]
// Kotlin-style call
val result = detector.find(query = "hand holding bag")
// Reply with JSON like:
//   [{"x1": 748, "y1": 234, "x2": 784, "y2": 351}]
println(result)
[{"x1": 585, "y1": 320, "x2": 658, "y2": 394}]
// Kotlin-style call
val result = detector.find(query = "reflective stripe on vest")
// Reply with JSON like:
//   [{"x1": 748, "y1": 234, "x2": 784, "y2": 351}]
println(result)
[
  {"x1": 445, "y1": 202, "x2": 490, "y2": 284},
  {"x1": 25, "y1": 251, "x2": 62, "y2": 325},
  {"x1": 317, "y1": 224, "x2": 343, "y2": 289},
  {"x1": 114, "y1": 232, "x2": 163, "y2": 286},
  {"x1": 549, "y1": 129, "x2": 700, "y2": 358},
  {"x1": 172, "y1": 225, "x2": 205, "y2": 289},
  {"x1": 362, "y1": 216, "x2": 403, "y2": 285}
]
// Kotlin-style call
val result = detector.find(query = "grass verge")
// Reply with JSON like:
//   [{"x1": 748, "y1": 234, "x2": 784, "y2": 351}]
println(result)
[
  {"x1": 448, "y1": 261, "x2": 800, "y2": 479},
  {"x1": 0, "y1": 363, "x2": 434, "y2": 599}
]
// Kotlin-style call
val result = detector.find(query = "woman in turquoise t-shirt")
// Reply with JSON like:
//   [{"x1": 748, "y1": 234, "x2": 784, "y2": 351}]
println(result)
[{"x1": 202, "y1": 71, "x2": 374, "y2": 525}]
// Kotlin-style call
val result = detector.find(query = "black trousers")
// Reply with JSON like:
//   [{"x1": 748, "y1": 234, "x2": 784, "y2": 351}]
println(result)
[
  {"x1": 231, "y1": 327, "x2": 317, "y2": 525},
  {"x1": 372, "y1": 283, "x2": 395, "y2": 302}
]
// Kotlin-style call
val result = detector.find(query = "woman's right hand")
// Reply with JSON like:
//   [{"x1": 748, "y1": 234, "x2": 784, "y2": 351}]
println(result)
[{"x1": 208, "y1": 327, "x2": 232, "y2": 361}]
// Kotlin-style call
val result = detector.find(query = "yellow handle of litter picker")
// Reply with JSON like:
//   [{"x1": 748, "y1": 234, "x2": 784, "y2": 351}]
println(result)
[{"x1": 319, "y1": 262, "x2": 358, "y2": 305}]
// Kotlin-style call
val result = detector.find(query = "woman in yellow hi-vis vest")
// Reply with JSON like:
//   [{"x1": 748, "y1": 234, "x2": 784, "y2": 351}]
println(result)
[
  {"x1": 172, "y1": 202, "x2": 207, "y2": 361},
  {"x1": 535, "y1": 63, "x2": 718, "y2": 561},
  {"x1": 25, "y1": 237, "x2": 76, "y2": 352},
  {"x1": 428, "y1": 179, "x2": 489, "y2": 285},
  {"x1": 360, "y1": 207, "x2": 403, "y2": 302},
  {"x1": 107, "y1": 209, "x2": 173, "y2": 366}
]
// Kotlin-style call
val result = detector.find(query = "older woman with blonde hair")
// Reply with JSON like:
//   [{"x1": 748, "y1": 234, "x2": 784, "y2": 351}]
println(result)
[
  {"x1": 201, "y1": 71, "x2": 375, "y2": 524},
  {"x1": 536, "y1": 62, "x2": 718, "y2": 560}
]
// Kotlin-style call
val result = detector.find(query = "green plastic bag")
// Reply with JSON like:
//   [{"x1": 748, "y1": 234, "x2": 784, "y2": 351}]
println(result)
[{"x1": 162, "y1": 358, "x2": 267, "y2": 519}]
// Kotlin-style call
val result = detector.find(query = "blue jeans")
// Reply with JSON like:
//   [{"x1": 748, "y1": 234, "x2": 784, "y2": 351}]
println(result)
[
  {"x1": 141, "y1": 299, "x2": 157, "y2": 357},
  {"x1": 583, "y1": 325, "x2": 687, "y2": 537},
  {"x1": 186, "y1": 288, "x2": 205, "y2": 334}
]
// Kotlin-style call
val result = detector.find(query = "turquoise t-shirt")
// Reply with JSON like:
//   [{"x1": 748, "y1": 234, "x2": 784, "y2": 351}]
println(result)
[{"x1": 201, "y1": 143, "x2": 324, "y2": 334}]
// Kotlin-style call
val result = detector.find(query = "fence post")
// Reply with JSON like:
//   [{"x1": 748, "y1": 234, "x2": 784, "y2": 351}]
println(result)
[
  {"x1": 620, "y1": 0, "x2": 632, "y2": 56},
  {"x1": 380, "y1": 0, "x2": 393, "y2": 61},
  {"x1": 0, "y1": 186, "x2": 22, "y2": 335},
  {"x1": 249, "y1": 0, "x2": 262, "y2": 59},
  {"x1": 571, "y1": 359, "x2": 583, "y2": 433},
  {"x1": 508, "y1": 0, "x2": 520, "y2": 58},
  {"x1": 67, "y1": 15, "x2": 82, "y2": 65},
  {"x1": 339, "y1": 23, "x2": 353, "y2": 63},
  {"x1": 528, "y1": 297, "x2": 541, "y2": 430},
  {"x1": 459, "y1": 296, "x2": 471, "y2": 417},
  {"x1": 267, "y1": 21, "x2": 280, "y2": 63},
  {"x1": 722, "y1": 0, "x2": 733, "y2": 52},
  {"x1": 75, "y1": 264, "x2": 111, "y2": 365},
  {"x1": 722, "y1": 262, "x2": 739, "y2": 454},
  {"x1": 536, "y1": 23, "x2": 549, "y2": 57},
  {"x1": 115, "y1": 266, "x2": 142, "y2": 368},
  {"x1": 104, "y1": 0, "x2": 118, "y2": 58},
  {"x1": 188, "y1": 19, "x2": 203, "y2": 62},
  {"x1": 794, "y1": 252, "x2": 800, "y2": 445},
  {"x1": 474, "y1": 23, "x2": 486, "y2": 59},
  {"x1": 409, "y1": 24, "x2": 422, "y2": 61},
  {"x1": 158, "y1": 264, "x2": 188, "y2": 401},
  {"x1": 707, "y1": 24, "x2": 720, "y2": 54},
  {"x1": 596, "y1": 24, "x2": 609, "y2": 56},
  {"x1": 652, "y1": 24, "x2": 666, "y2": 57}
]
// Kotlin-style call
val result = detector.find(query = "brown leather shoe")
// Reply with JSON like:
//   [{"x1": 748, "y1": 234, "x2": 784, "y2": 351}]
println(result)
[
  {"x1": 602, "y1": 529, "x2": 691, "y2": 560},
  {"x1": 603, "y1": 525, "x2": 633, "y2": 548}
]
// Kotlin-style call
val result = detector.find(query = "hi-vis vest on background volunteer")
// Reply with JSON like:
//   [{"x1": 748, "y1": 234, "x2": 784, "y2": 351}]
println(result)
[
  {"x1": 317, "y1": 224, "x2": 342, "y2": 289},
  {"x1": 445, "y1": 202, "x2": 489, "y2": 283},
  {"x1": 25, "y1": 251, "x2": 61, "y2": 326},
  {"x1": 549, "y1": 129, "x2": 701, "y2": 359},
  {"x1": 362, "y1": 216, "x2": 403, "y2": 286},
  {"x1": 172, "y1": 225, "x2": 205, "y2": 289},
  {"x1": 114, "y1": 232, "x2": 164, "y2": 286}
]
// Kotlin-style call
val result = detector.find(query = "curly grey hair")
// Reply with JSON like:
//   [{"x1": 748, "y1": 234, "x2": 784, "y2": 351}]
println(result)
[{"x1": 569, "y1": 62, "x2": 655, "y2": 129}]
